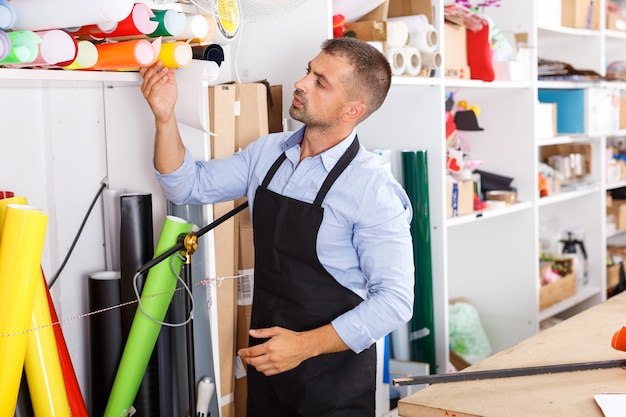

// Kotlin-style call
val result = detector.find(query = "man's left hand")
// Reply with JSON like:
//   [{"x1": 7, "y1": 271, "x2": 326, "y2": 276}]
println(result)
[{"x1": 238, "y1": 327, "x2": 311, "y2": 376}]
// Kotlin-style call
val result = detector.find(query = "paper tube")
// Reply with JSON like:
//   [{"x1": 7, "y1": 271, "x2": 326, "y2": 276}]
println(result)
[
  {"x1": 403, "y1": 46, "x2": 422, "y2": 76},
  {"x1": 386, "y1": 47, "x2": 406, "y2": 76},
  {"x1": 10, "y1": 29, "x2": 78, "y2": 68},
  {"x1": 0, "y1": 31, "x2": 40, "y2": 65},
  {"x1": 64, "y1": 39, "x2": 98, "y2": 70},
  {"x1": 11, "y1": 0, "x2": 134, "y2": 31},
  {"x1": 386, "y1": 20, "x2": 410, "y2": 48},
  {"x1": 24, "y1": 269, "x2": 71, "y2": 417},
  {"x1": 103, "y1": 215, "x2": 193, "y2": 417},
  {"x1": 158, "y1": 41, "x2": 192, "y2": 69},
  {"x1": 91, "y1": 37, "x2": 161, "y2": 70},
  {"x1": 0, "y1": 204, "x2": 48, "y2": 417},
  {"x1": 0, "y1": 0, "x2": 16, "y2": 30},
  {"x1": 175, "y1": 59, "x2": 219, "y2": 132}
]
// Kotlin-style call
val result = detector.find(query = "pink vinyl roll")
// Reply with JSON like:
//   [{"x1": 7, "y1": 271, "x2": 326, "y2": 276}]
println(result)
[{"x1": 10, "y1": 29, "x2": 78, "y2": 68}]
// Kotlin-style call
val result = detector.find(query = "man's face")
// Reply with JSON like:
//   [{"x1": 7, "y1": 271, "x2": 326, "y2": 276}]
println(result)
[{"x1": 289, "y1": 52, "x2": 353, "y2": 129}]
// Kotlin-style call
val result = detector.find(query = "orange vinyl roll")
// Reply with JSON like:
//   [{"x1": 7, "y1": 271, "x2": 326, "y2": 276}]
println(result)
[
  {"x1": 158, "y1": 41, "x2": 192, "y2": 68},
  {"x1": 25, "y1": 269, "x2": 71, "y2": 417},
  {"x1": 0, "y1": 204, "x2": 48, "y2": 417},
  {"x1": 90, "y1": 37, "x2": 161, "y2": 70}
]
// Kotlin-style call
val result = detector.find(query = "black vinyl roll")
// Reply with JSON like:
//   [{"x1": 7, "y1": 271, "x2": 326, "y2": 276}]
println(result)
[
  {"x1": 119, "y1": 193, "x2": 159, "y2": 416},
  {"x1": 14, "y1": 371, "x2": 34, "y2": 417},
  {"x1": 88, "y1": 271, "x2": 123, "y2": 417}
]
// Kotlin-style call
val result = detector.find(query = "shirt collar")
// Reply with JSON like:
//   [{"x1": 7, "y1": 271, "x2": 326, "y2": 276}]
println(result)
[{"x1": 282, "y1": 127, "x2": 358, "y2": 172}]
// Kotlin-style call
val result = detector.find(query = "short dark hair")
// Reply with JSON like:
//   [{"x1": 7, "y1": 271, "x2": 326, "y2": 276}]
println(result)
[{"x1": 321, "y1": 37, "x2": 392, "y2": 121}]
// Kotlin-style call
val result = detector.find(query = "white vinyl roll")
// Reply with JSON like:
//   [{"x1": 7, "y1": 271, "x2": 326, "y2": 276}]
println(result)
[
  {"x1": 421, "y1": 51, "x2": 442, "y2": 70},
  {"x1": 386, "y1": 47, "x2": 406, "y2": 76},
  {"x1": 411, "y1": 24, "x2": 438, "y2": 53},
  {"x1": 403, "y1": 46, "x2": 422, "y2": 76},
  {"x1": 387, "y1": 14, "x2": 429, "y2": 34},
  {"x1": 386, "y1": 20, "x2": 410, "y2": 48},
  {"x1": 11, "y1": 0, "x2": 134, "y2": 31},
  {"x1": 175, "y1": 60, "x2": 220, "y2": 132}
]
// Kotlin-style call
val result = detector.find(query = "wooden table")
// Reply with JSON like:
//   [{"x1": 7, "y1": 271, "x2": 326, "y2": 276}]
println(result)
[{"x1": 398, "y1": 292, "x2": 626, "y2": 417}]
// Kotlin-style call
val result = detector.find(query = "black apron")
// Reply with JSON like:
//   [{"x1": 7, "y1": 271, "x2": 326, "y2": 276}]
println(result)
[{"x1": 246, "y1": 137, "x2": 376, "y2": 417}]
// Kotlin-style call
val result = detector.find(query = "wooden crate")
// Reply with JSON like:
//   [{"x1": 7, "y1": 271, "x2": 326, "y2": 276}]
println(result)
[{"x1": 539, "y1": 259, "x2": 576, "y2": 310}]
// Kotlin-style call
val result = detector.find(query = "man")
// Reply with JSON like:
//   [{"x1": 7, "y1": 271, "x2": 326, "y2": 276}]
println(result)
[{"x1": 139, "y1": 36, "x2": 415, "y2": 416}]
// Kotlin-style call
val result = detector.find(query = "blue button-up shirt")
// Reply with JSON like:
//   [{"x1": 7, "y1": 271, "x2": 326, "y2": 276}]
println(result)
[{"x1": 156, "y1": 127, "x2": 415, "y2": 353}]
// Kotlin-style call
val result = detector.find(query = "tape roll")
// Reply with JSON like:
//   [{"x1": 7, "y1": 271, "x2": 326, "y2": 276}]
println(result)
[
  {"x1": 386, "y1": 20, "x2": 409, "y2": 48},
  {"x1": 403, "y1": 46, "x2": 421, "y2": 76},
  {"x1": 411, "y1": 24, "x2": 438, "y2": 53},
  {"x1": 386, "y1": 47, "x2": 406, "y2": 76}
]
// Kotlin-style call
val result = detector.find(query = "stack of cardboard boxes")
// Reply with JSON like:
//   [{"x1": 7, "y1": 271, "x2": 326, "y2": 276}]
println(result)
[{"x1": 208, "y1": 81, "x2": 283, "y2": 417}]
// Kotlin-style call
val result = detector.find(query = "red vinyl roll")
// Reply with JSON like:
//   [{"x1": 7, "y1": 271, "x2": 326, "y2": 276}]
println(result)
[{"x1": 0, "y1": 191, "x2": 14, "y2": 199}]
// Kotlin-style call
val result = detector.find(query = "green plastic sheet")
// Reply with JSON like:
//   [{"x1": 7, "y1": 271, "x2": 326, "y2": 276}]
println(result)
[
  {"x1": 104, "y1": 215, "x2": 193, "y2": 417},
  {"x1": 402, "y1": 150, "x2": 436, "y2": 373}
]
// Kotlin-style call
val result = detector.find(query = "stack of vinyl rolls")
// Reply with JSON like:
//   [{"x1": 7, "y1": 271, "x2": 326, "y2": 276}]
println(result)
[
  {"x1": 0, "y1": 0, "x2": 238, "y2": 71},
  {"x1": 385, "y1": 13, "x2": 441, "y2": 77}
]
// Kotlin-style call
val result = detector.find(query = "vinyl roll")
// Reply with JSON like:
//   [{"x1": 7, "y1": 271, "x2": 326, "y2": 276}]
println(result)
[
  {"x1": 411, "y1": 24, "x2": 438, "y2": 53},
  {"x1": 403, "y1": 46, "x2": 421, "y2": 76},
  {"x1": 158, "y1": 41, "x2": 192, "y2": 69},
  {"x1": 387, "y1": 14, "x2": 428, "y2": 34},
  {"x1": 24, "y1": 269, "x2": 71, "y2": 417},
  {"x1": 91, "y1": 37, "x2": 161, "y2": 70},
  {"x1": 66, "y1": 38, "x2": 98, "y2": 68},
  {"x1": 401, "y1": 150, "x2": 436, "y2": 374},
  {"x1": 0, "y1": 196, "x2": 28, "y2": 239},
  {"x1": 191, "y1": 44, "x2": 224, "y2": 66},
  {"x1": 0, "y1": 204, "x2": 48, "y2": 417},
  {"x1": 11, "y1": 0, "x2": 134, "y2": 31},
  {"x1": 149, "y1": 9, "x2": 186, "y2": 37},
  {"x1": 11, "y1": 29, "x2": 78, "y2": 68},
  {"x1": 118, "y1": 193, "x2": 159, "y2": 417},
  {"x1": 0, "y1": 190, "x2": 14, "y2": 199},
  {"x1": 175, "y1": 60, "x2": 219, "y2": 132},
  {"x1": 44, "y1": 273, "x2": 88, "y2": 417},
  {"x1": 102, "y1": 188, "x2": 126, "y2": 271},
  {"x1": 0, "y1": 0, "x2": 15, "y2": 30},
  {"x1": 88, "y1": 271, "x2": 123, "y2": 417},
  {"x1": 71, "y1": 2, "x2": 158, "y2": 39},
  {"x1": 103, "y1": 215, "x2": 193, "y2": 417},
  {"x1": 0, "y1": 31, "x2": 40, "y2": 65},
  {"x1": 386, "y1": 20, "x2": 410, "y2": 48},
  {"x1": 386, "y1": 47, "x2": 406, "y2": 76},
  {"x1": 164, "y1": 13, "x2": 212, "y2": 41}
]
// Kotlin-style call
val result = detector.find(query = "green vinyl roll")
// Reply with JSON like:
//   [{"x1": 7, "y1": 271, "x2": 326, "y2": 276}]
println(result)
[
  {"x1": 402, "y1": 150, "x2": 436, "y2": 374},
  {"x1": 103, "y1": 215, "x2": 193, "y2": 417}
]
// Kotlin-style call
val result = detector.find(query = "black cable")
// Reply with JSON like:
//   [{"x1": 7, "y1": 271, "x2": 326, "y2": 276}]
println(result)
[{"x1": 48, "y1": 177, "x2": 108, "y2": 288}]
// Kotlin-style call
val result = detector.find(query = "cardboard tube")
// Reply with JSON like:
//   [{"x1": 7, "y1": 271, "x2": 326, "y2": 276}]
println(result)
[
  {"x1": 0, "y1": 204, "x2": 48, "y2": 417},
  {"x1": 103, "y1": 215, "x2": 193, "y2": 417}
]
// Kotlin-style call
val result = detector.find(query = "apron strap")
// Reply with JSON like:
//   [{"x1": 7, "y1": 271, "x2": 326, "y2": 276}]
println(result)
[
  {"x1": 261, "y1": 152, "x2": 287, "y2": 188},
  {"x1": 314, "y1": 137, "x2": 360, "y2": 206}
]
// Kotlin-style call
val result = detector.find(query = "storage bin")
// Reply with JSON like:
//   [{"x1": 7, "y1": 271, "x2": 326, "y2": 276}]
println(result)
[{"x1": 539, "y1": 258, "x2": 576, "y2": 310}]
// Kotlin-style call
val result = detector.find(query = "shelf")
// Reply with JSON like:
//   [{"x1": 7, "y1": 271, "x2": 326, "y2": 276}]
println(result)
[
  {"x1": 0, "y1": 68, "x2": 142, "y2": 88},
  {"x1": 537, "y1": 25, "x2": 601, "y2": 38},
  {"x1": 537, "y1": 80, "x2": 603, "y2": 89},
  {"x1": 445, "y1": 201, "x2": 532, "y2": 227},
  {"x1": 606, "y1": 180, "x2": 626, "y2": 191},
  {"x1": 538, "y1": 284, "x2": 602, "y2": 321},
  {"x1": 537, "y1": 135, "x2": 599, "y2": 146},
  {"x1": 392, "y1": 75, "x2": 440, "y2": 87},
  {"x1": 538, "y1": 186, "x2": 600, "y2": 206},
  {"x1": 445, "y1": 79, "x2": 532, "y2": 89}
]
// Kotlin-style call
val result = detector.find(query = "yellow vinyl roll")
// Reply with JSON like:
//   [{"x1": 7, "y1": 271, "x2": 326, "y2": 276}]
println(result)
[
  {"x1": 25, "y1": 269, "x2": 71, "y2": 417},
  {"x1": 0, "y1": 204, "x2": 48, "y2": 417},
  {"x1": 0, "y1": 196, "x2": 27, "y2": 238},
  {"x1": 158, "y1": 41, "x2": 192, "y2": 68}
]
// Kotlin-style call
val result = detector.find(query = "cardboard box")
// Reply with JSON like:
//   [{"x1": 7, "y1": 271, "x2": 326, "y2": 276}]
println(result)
[
  {"x1": 607, "y1": 262, "x2": 622, "y2": 288},
  {"x1": 540, "y1": 143, "x2": 593, "y2": 176},
  {"x1": 446, "y1": 180, "x2": 474, "y2": 218},
  {"x1": 268, "y1": 84, "x2": 283, "y2": 134},
  {"x1": 608, "y1": 12, "x2": 626, "y2": 32},
  {"x1": 344, "y1": 20, "x2": 387, "y2": 42},
  {"x1": 607, "y1": 199, "x2": 626, "y2": 230},
  {"x1": 387, "y1": 0, "x2": 434, "y2": 23},
  {"x1": 561, "y1": 0, "x2": 600, "y2": 29},
  {"x1": 535, "y1": 102, "x2": 557, "y2": 138},
  {"x1": 444, "y1": 21, "x2": 470, "y2": 80},
  {"x1": 538, "y1": 88, "x2": 620, "y2": 135},
  {"x1": 620, "y1": 96, "x2": 626, "y2": 130}
]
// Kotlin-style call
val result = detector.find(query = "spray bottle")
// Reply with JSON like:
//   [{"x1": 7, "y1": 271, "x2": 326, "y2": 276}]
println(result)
[{"x1": 560, "y1": 228, "x2": 588, "y2": 289}]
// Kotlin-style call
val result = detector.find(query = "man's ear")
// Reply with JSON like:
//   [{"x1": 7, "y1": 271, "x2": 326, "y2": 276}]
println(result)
[{"x1": 343, "y1": 102, "x2": 366, "y2": 121}]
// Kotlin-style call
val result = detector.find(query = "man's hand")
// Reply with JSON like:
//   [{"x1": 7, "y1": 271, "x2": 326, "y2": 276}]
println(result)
[
  {"x1": 139, "y1": 61, "x2": 178, "y2": 124},
  {"x1": 238, "y1": 324, "x2": 349, "y2": 376}
]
